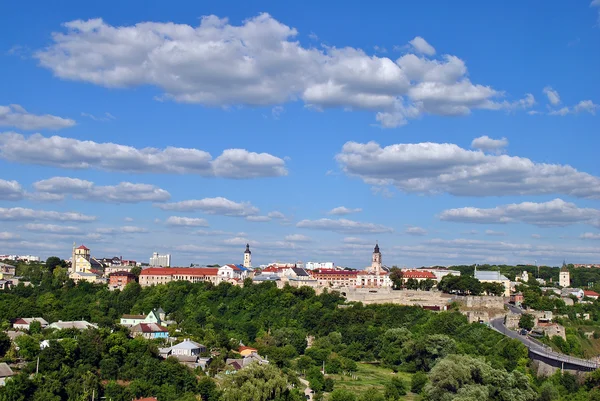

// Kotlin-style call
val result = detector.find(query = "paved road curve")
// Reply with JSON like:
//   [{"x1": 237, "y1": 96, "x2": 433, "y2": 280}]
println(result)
[{"x1": 489, "y1": 305, "x2": 599, "y2": 371}]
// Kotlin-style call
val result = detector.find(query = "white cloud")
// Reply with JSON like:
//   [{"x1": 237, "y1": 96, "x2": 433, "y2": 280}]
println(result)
[
  {"x1": 336, "y1": 141, "x2": 600, "y2": 198},
  {"x1": 32, "y1": 177, "x2": 171, "y2": 203},
  {"x1": 470, "y1": 135, "x2": 508, "y2": 153},
  {"x1": 97, "y1": 226, "x2": 148, "y2": 234},
  {"x1": 0, "y1": 207, "x2": 95, "y2": 221},
  {"x1": 408, "y1": 36, "x2": 436, "y2": 56},
  {"x1": 485, "y1": 229, "x2": 506, "y2": 236},
  {"x1": 246, "y1": 215, "x2": 272, "y2": 222},
  {"x1": 0, "y1": 179, "x2": 24, "y2": 200},
  {"x1": 543, "y1": 86, "x2": 560, "y2": 105},
  {"x1": 165, "y1": 216, "x2": 209, "y2": 227},
  {"x1": 22, "y1": 223, "x2": 83, "y2": 234},
  {"x1": 549, "y1": 100, "x2": 599, "y2": 116},
  {"x1": 81, "y1": 112, "x2": 116, "y2": 122},
  {"x1": 267, "y1": 211, "x2": 285, "y2": 219},
  {"x1": 342, "y1": 236, "x2": 371, "y2": 244},
  {"x1": 581, "y1": 232, "x2": 600, "y2": 240},
  {"x1": 157, "y1": 197, "x2": 259, "y2": 216},
  {"x1": 531, "y1": 234, "x2": 541, "y2": 239},
  {"x1": 33, "y1": 15, "x2": 530, "y2": 128},
  {"x1": 223, "y1": 237, "x2": 252, "y2": 246},
  {"x1": 124, "y1": 217, "x2": 134, "y2": 222},
  {"x1": 297, "y1": 218, "x2": 393, "y2": 233},
  {"x1": 405, "y1": 225, "x2": 427, "y2": 236},
  {"x1": 285, "y1": 234, "x2": 311, "y2": 242},
  {"x1": 0, "y1": 104, "x2": 75, "y2": 130},
  {"x1": 328, "y1": 206, "x2": 363, "y2": 215},
  {"x1": 0, "y1": 232, "x2": 20, "y2": 241},
  {"x1": 439, "y1": 198, "x2": 600, "y2": 227},
  {"x1": 0, "y1": 133, "x2": 287, "y2": 178}
]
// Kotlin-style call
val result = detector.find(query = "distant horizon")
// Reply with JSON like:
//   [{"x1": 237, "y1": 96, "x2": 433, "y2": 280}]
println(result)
[{"x1": 1, "y1": 1, "x2": 599, "y2": 269}]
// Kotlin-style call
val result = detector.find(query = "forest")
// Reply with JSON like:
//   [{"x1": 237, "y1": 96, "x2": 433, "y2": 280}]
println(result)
[{"x1": 1, "y1": 260, "x2": 600, "y2": 400}]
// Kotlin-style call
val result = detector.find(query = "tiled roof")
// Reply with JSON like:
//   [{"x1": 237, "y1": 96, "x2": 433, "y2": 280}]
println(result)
[
  {"x1": 313, "y1": 269, "x2": 358, "y2": 276},
  {"x1": 584, "y1": 290, "x2": 599, "y2": 297},
  {"x1": 110, "y1": 271, "x2": 136, "y2": 277},
  {"x1": 133, "y1": 323, "x2": 168, "y2": 333},
  {"x1": 140, "y1": 267, "x2": 219, "y2": 276},
  {"x1": 402, "y1": 270, "x2": 436, "y2": 279},
  {"x1": 77, "y1": 245, "x2": 89, "y2": 250}
]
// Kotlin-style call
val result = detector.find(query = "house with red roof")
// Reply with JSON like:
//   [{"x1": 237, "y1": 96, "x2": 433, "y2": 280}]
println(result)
[
  {"x1": 129, "y1": 322, "x2": 169, "y2": 339},
  {"x1": 584, "y1": 290, "x2": 599, "y2": 300},
  {"x1": 401, "y1": 270, "x2": 437, "y2": 281},
  {"x1": 139, "y1": 267, "x2": 220, "y2": 287}
]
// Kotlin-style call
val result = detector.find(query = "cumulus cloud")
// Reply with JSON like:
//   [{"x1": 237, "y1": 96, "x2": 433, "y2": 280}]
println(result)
[
  {"x1": 297, "y1": 218, "x2": 393, "y2": 233},
  {"x1": 439, "y1": 198, "x2": 600, "y2": 227},
  {"x1": 33, "y1": 14, "x2": 531, "y2": 128},
  {"x1": 267, "y1": 211, "x2": 285, "y2": 219},
  {"x1": 165, "y1": 216, "x2": 209, "y2": 227},
  {"x1": 32, "y1": 176, "x2": 171, "y2": 203},
  {"x1": 22, "y1": 223, "x2": 83, "y2": 234},
  {"x1": 0, "y1": 133, "x2": 287, "y2": 178},
  {"x1": 285, "y1": 234, "x2": 311, "y2": 242},
  {"x1": 336, "y1": 141, "x2": 600, "y2": 198},
  {"x1": 408, "y1": 36, "x2": 436, "y2": 56},
  {"x1": 549, "y1": 100, "x2": 599, "y2": 116},
  {"x1": 0, "y1": 179, "x2": 24, "y2": 200},
  {"x1": 543, "y1": 86, "x2": 560, "y2": 105},
  {"x1": 405, "y1": 225, "x2": 427, "y2": 236},
  {"x1": 328, "y1": 206, "x2": 362, "y2": 215},
  {"x1": 0, "y1": 207, "x2": 95, "y2": 221},
  {"x1": 157, "y1": 197, "x2": 259, "y2": 216},
  {"x1": 470, "y1": 135, "x2": 508, "y2": 153},
  {"x1": 0, "y1": 104, "x2": 75, "y2": 130}
]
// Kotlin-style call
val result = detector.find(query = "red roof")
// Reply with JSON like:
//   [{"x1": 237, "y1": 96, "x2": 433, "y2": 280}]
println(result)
[
  {"x1": 140, "y1": 267, "x2": 219, "y2": 277},
  {"x1": 584, "y1": 290, "x2": 600, "y2": 297},
  {"x1": 238, "y1": 346, "x2": 258, "y2": 352},
  {"x1": 77, "y1": 245, "x2": 89, "y2": 250},
  {"x1": 13, "y1": 318, "x2": 27, "y2": 325},
  {"x1": 109, "y1": 271, "x2": 136, "y2": 277},
  {"x1": 262, "y1": 266, "x2": 282, "y2": 273},
  {"x1": 402, "y1": 270, "x2": 436, "y2": 279},
  {"x1": 138, "y1": 323, "x2": 168, "y2": 333}
]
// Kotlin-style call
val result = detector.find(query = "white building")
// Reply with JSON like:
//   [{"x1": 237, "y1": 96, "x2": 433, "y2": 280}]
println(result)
[
  {"x1": 474, "y1": 268, "x2": 511, "y2": 297},
  {"x1": 559, "y1": 262, "x2": 570, "y2": 287},
  {"x1": 150, "y1": 252, "x2": 171, "y2": 267},
  {"x1": 305, "y1": 262, "x2": 335, "y2": 270}
]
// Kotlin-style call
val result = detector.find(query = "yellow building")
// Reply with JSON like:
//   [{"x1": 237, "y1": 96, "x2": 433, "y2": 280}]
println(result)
[{"x1": 71, "y1": 244, "x2": 103, "y2": 273}]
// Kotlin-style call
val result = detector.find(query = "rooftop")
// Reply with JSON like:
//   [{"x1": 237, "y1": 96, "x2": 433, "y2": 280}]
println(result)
[{"x1": 474, "y1": 270, "x2": 509, "y2": 281}]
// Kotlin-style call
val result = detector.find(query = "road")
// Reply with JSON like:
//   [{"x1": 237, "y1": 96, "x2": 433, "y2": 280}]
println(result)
[
  {"x1": 490, "y1": 304, "x2": 598, "y2": 370},
  {"x1": 299, "y1": 377, "x2": 313, "y2": 401}
]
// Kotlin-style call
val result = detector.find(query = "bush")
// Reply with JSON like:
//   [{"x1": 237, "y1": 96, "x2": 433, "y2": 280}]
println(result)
[{"x1": 411, "y1": 371, "x2": 428, "y2": 394}]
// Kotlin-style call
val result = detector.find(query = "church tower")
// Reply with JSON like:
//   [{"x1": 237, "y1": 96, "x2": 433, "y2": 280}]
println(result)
[
  {"x1": 243, "y1": 244, "x2": 252, "y2": 268},
  {"x1": 559, "y1": 260, "x2": 570, "y2": 288},
  {"x1": 371, "y1": 242, "x2": 382, "y2": 274}
]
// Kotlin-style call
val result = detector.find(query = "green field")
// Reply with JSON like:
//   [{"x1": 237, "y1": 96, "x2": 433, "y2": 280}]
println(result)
[{"x1": 325, "y1": 363, "x2": 417, "y2": 400}]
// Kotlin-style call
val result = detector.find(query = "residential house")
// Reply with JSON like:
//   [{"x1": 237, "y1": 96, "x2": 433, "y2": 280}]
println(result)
[
  {"x1": 238, "y1": 346, "x2": 258, "y2": 357},
  {"x1": 0, "y1": 280, "x2": 12, "y2": 290},
  {"x1": 0, "y1": 363, "x2": 15, "y2": 386},
  {"x1": 170, "y1": 339, "x2": 206, "y2": 356},
  {"x1": 48, "y1": 320, "x2": 98, "y2": 331},
  {"x1": 0, "y1": 263, "x2": 15, "y2": 279},
  {"x1": 12, "y1": 317, "x2": 48, "y2": 331},
  {"x1": 584, "y1": 290, "x2": 600, "y2": 300},
  {"x1": 225, "y1": 352, "x2": 269, "y2": 372},
  {"x1": 561, "y1": 288, "x2": 584, "y2": 299},
  {"x1": 218, "y1": 264, "x2": 249, "y2": 280},
  {"x1": 129, "y1": 323, "x2": 169, "y2": 339},
  {"x1": 120, "y1": 309, "x2": 162, "y2": 327},
  {"x1": 109, "y1": 271, "x2": 137, "y2": 290},
  {"x1": 509, "y1": 293, "x2": 524, "y2": 305}
]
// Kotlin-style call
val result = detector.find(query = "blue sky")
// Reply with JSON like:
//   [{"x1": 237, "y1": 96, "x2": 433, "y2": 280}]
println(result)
[{"x1": 1, "y1": 0, "x2": 599, "y2": 268}]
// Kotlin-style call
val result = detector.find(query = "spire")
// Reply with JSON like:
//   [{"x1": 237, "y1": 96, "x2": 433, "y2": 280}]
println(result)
[
  {"x1": 245, "y1": 243, "x2": 251, "y2": 254},
  {"x1": 373, "y1": 241, "x2": 380, "y2": 254}
]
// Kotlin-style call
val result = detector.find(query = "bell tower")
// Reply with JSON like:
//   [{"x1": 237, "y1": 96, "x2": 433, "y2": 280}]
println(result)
[
  {"x1": 371, "y1": 242, "x2": 382, "y2": 274},
  {"x1": 244, "y1": 244, "x2": 252, "y2": 268}
]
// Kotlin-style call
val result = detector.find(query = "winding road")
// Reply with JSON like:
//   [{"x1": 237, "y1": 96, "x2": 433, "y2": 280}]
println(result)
[{"x1": 489, "y1": 304, "x2": 599, "y2": 371}]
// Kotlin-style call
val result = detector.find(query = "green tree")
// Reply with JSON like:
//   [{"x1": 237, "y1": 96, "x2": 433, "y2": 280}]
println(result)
[
  {"x1": 411, "y1": 371, "x2": 428, "y2": 394},
  {"x1": 0, "y1": 331, "x2": 11, "y2": 357},
  {"x1": 330, "y1": 389, "x2": 357, "y2": 401},
  {"x1": 359, "y1": 388, "x2": 385, "y2": 401},
  {"x1": 45, "y1": 256, "x2": 63, "y2": 273},
  {"x1": 538, "y1": 381, "x2": 559, "y2": 401},
  {"x1": 28, "y1": 321, "x2": 42, "y2": 335},
  {"x1": 384, "y1": 376, "x2": 406, "y2": 400},
  {"x1": 220, "y1": 363, "x2": 302, "y2": 401},
  {"x1": 518, "y1": 314, "x2": 535, "y2": 331},
  {"x1": 389, "y1": 268, "x2": 404, "y2": 289}
]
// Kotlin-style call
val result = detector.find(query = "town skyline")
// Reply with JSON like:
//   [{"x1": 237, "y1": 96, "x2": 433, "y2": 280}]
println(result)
[{"x1": 1, "y1": 1, "x2": 600, "y2": 268}]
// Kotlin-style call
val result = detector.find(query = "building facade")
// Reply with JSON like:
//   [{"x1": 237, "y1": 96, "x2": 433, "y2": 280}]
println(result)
[
  {"x1": 139, "y1": 267, "x2": 221, "y2": 287},
  {"x1": 149, "y1": 252, "x2": 171, "y2": 267},
  {"x1": 109, "y1": 271, "x2": 136, "y2": 290},
  {"x1": 243, "y1": 244, "x2": 252, "y2": 268},
  {"x1": 559, "y1": 262, "x2": 571, "y2": 287}
]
